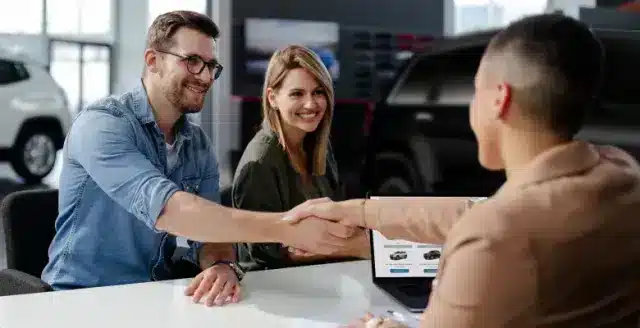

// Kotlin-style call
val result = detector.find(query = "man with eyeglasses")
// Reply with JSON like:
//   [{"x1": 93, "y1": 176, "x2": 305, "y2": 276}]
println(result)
[{"x1": 42, "y1": 10, "x2": 357, "y2": 307}]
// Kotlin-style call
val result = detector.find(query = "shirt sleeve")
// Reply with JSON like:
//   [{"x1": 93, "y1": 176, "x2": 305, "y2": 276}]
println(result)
[
  {"x1": 67, "y1": 107, "x2": 180, "y2": 232},
  {"x1": 186, "y1": 138, "x2": 221, "y2": 265},
  {"x1": 232, "y1": 160, "x2": 287, "y2": 269},
  {"x1": 420, "y1": 232, "x2": 538, "y2": 328}
]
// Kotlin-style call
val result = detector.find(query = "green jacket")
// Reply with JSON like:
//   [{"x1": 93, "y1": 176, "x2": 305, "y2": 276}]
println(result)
[{"x1": 231, "y1": 124, "x2": 345, "y2": 269}]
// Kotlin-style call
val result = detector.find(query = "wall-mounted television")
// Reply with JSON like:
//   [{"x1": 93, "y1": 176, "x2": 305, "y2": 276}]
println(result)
[{"x1": 244, "y1": 18, "x2": 340, "y2": 80}]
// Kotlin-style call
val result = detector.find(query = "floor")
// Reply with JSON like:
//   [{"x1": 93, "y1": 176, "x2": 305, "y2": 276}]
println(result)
[{"x1": 0, "y1": 151, "x2": 61, "y2": 270}]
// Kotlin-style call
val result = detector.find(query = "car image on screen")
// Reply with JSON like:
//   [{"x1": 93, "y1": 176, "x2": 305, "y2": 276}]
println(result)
[
  {"x1": 389, "y1": 250, "x2": 408, "y2": 261},
  {"x1": 423, "y1": 250, "x2": 441, "y2": 260}
]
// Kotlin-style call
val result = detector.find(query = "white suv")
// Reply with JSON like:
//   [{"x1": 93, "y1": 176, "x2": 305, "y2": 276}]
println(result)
[{"x1": 0, "y1": 50, "x2": 71, "y2": 184}]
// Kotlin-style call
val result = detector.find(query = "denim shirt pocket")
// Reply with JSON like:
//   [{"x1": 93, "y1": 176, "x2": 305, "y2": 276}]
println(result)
[{"x1": 181, "y1": 176, "x2": 201, "y2": 194}]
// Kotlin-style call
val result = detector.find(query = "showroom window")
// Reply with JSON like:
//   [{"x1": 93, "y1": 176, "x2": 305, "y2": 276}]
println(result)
[
  {"x1": 454, "y1": 0, "x2": 547, "y2": 34},
  {"x1": 0, "y1": 0, "x2": 44, "y2": 34},
  {"x1": 46, "y1": 0, "x2": 113, "y2": 37},
  {"x1": 148, "y1": 0, "x2": 208, "y2": 27},
  {"x1": 49, "y1": 41, "x2": 111, "y2": 114}
]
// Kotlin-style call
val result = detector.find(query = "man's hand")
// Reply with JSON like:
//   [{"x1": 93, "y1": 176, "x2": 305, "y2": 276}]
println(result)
[
  {"x1": 283, "y1": 198, "x2": 366, "y2": 227},
  {"x1": 184, "y1": 264, "x2": 240, "y2": 307},
  {"x1": 282, "y1": 216, "x2": 356, "y2": 255},
  {"x1": 342, "y1": 313, "x2": 410, "y2": 328},
  {"x1": 288, "y1": 227, "x2": 371, "y2": 259}
]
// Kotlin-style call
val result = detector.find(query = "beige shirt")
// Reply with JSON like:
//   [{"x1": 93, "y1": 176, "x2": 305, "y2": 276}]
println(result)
[{"x1": 372, "y1": 141, "x2": 640, "y2": 327}]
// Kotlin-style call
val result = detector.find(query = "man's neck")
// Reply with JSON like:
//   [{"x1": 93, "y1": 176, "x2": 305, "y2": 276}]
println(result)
[
  {"x1": 502, "y1": 129, "x2": 568, "y2": 179},
  {"x1": 142, "y1": 78, "x2": 181, "y2": 143}
]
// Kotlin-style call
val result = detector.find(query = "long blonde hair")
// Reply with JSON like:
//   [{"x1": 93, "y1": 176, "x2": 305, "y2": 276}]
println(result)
[{"x1": 261, "y1": 45, "x2": 334, "y2": 177}]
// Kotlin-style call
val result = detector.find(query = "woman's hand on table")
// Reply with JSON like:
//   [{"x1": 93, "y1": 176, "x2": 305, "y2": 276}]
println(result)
[
  {"x1": 341, "y1": 313, "x2": 411, "y2": 328},
  {"x1": 184, "y1": 263, "x2": 241, "y2": 307}
]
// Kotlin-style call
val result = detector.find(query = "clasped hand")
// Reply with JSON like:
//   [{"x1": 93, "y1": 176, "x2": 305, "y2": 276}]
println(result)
[{"x1": 281, "y1": 197, "x2": 366, "y2": 256}]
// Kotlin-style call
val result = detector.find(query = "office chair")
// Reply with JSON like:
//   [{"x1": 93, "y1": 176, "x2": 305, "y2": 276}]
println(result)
[{"x1": 0, "y1": 188, "x2": 57, "y2": 295}]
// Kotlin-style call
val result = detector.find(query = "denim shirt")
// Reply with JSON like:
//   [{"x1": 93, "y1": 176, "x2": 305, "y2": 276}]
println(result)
[{"x1": 41, "y1": 80, "x2": 220, "y2": 290}]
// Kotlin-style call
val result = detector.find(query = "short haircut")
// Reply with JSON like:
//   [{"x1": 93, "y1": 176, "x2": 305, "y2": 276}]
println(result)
[
  {"x1": 485, "y1": 13, "x2": 604, "y2": 137},
  {"x1": 146, "y1": 10, "x2": 219, "y2": 50}
]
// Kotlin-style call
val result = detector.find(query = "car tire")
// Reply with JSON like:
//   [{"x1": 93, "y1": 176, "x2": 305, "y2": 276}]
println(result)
[{"x1": 10, "y1": 127, "x2": 58, "y2": 184}]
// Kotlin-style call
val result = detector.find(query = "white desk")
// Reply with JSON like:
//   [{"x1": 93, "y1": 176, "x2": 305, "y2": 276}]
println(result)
[{"x1": 0, "y1": 260, "x2": 418, "y2": 327}]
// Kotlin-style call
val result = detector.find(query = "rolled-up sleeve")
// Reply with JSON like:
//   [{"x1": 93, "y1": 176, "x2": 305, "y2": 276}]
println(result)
[{"x1": 67, "y1": 107, "x2": 180, "y2": 231}]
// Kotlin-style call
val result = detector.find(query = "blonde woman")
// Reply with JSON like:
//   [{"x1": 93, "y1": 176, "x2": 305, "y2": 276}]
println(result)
[{"x1": 232, "y1": 45, "x2": 370, "y2": 270}]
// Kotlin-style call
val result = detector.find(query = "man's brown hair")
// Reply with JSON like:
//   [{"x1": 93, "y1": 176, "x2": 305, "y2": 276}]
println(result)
[{"x1": 146, "y1": 10, "x2": 220, "y2": 50}]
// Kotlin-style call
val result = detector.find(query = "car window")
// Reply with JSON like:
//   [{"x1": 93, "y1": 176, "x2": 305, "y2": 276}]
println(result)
[
  {"x1": 430, "y1": 46, "x2": 485, "y2": 106},
  {"x1": 385, "y1": 57, "x2": 434, "y2": 106},
  {"x1": 0, "y1": 59, "x2": 29, "y2": 85},
  {"x1": 386, "y1": 45, "x2": 485, "y2": 106},
  {"x1": 599, "y1": 33, "x2": 640, "y2": 106}
]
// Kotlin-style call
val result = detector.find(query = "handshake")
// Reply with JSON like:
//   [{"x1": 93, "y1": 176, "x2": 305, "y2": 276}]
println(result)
[
  {"x1": 277, "y1": 197, "x2": 371, "y2": 258},
  {"x1": 273, "y1": 196, "x2": 475, "y2": 258}
]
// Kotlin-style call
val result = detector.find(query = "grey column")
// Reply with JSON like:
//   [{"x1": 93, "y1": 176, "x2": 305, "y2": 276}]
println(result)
[{"x1": 210, "y1": 0, "x2": 235, "y2": 188}]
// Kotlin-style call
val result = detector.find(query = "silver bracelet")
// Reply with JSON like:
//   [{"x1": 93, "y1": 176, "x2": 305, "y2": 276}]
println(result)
[{"x1": 466, "y1": 197, "x2": 488, "y2": 209}]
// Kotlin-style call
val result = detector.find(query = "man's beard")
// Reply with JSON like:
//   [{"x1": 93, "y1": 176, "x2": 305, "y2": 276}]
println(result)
[{"x1": 166, "y1": 79, "x2": 211, "y2": 114}]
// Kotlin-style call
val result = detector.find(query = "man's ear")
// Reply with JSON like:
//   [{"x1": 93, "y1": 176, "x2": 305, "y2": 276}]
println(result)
[
  {"x1": 494, "y1": 82, "x2": 512, "y2": 120},
  {"x1": 266, "y1": 87, "x2": 278, "y2": 109},
  {"x1": 143, "y1": 49, "x2": 159, "y2": 73}
]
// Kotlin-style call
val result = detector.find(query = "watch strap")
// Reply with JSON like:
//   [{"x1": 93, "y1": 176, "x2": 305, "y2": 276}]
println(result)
[{"x1": 211, "y1": 260, "x2": 245, "y2": 281}]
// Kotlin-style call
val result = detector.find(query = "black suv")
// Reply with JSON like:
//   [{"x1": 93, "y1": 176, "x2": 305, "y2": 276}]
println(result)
[{"x1": 361, "y1": 28, "x2": 640, "y2": 197}]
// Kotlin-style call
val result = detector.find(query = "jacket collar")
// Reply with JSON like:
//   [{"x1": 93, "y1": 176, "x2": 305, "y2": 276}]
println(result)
[
  {"x1": 131, "y1": 79, "x2": 194, "y2": 140},
  {"x1": 500, "y1": 140, "x2": 601, "y2": 192}
]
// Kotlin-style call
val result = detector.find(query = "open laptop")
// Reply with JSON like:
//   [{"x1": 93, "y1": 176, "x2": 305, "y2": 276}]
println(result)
[{"x1": 368, "y1": 196, "x2": 443, "y2": 313}]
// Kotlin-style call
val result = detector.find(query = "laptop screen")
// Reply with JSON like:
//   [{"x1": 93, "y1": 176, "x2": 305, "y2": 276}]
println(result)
[{"x1": 371, "y1": 229, "x2": 442, "y2": 278}]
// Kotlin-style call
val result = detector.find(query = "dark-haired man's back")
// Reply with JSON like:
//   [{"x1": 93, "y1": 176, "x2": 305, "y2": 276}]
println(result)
[{"x1": 419, "y1": 141, "x2": 640, "y2": 327}]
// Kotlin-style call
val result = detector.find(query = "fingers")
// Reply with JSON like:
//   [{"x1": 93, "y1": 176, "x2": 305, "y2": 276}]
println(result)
[
  {"x1": 187, "y1": 265, "x2": 241, "y2": 307},
  {"x1": 290, "y1": 247, "x2": 315, "y2": 257},
  {"x1": 305, "y1": 197, "x2": 331, "y2": 205},
  {"x1": 204, "y1": 278, "x2": 232, "y2": 307},
  {"x1": 315, "y1": 227, "x2": 351, "y2": 254},
  {"x1": 326, "y1": 222, "x2": 356, "y2": 238},
  {"x1": 184, "y1": 273, "x2": 204, "y2": 296},
  {"x1": 282, "y1": 198, "x2": 334, "y2": 224},
  {"x1": 231, "y1": 284, "x2": 241, "y2": 303},
  {"x1": 342, "y1": 313, "x2": 374, "y2": 328},
  {"x1": 191, "y1": 272, "x2": 214, "y2": 303}
]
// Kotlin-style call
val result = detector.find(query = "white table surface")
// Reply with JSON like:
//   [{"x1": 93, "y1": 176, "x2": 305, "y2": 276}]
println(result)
[{"x1": 0, "y1": 260, "x2": 419, "y2": 328}]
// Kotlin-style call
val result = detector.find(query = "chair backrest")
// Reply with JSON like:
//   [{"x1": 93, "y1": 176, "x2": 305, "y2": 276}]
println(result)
[{"x1": 1, "y1": 188, "x2": 58, "y2": 278}]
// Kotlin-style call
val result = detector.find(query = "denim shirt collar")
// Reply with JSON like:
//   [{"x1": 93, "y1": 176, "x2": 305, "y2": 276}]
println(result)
[{"x1": 132, "y1": 79, "x2": 194, "y2": 140}]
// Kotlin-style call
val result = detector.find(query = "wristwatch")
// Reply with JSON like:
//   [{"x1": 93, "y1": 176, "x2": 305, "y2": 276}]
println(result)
[{"x1": 212, "y1": 260, "x2": 245, "y2": 281}]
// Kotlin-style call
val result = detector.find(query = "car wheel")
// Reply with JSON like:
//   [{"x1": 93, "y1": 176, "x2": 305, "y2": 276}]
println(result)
[
  {"x1": 376, "y1": 176, "x2": 413, "y2": 194},
  {"x1": 11, "y1": 128, "x2": 57, "y2": 184}
]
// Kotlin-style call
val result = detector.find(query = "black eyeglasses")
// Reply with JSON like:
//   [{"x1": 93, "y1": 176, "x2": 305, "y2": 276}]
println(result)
[{"x1": 155, "y1": 49, "x2": 223, "y2": 80}]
